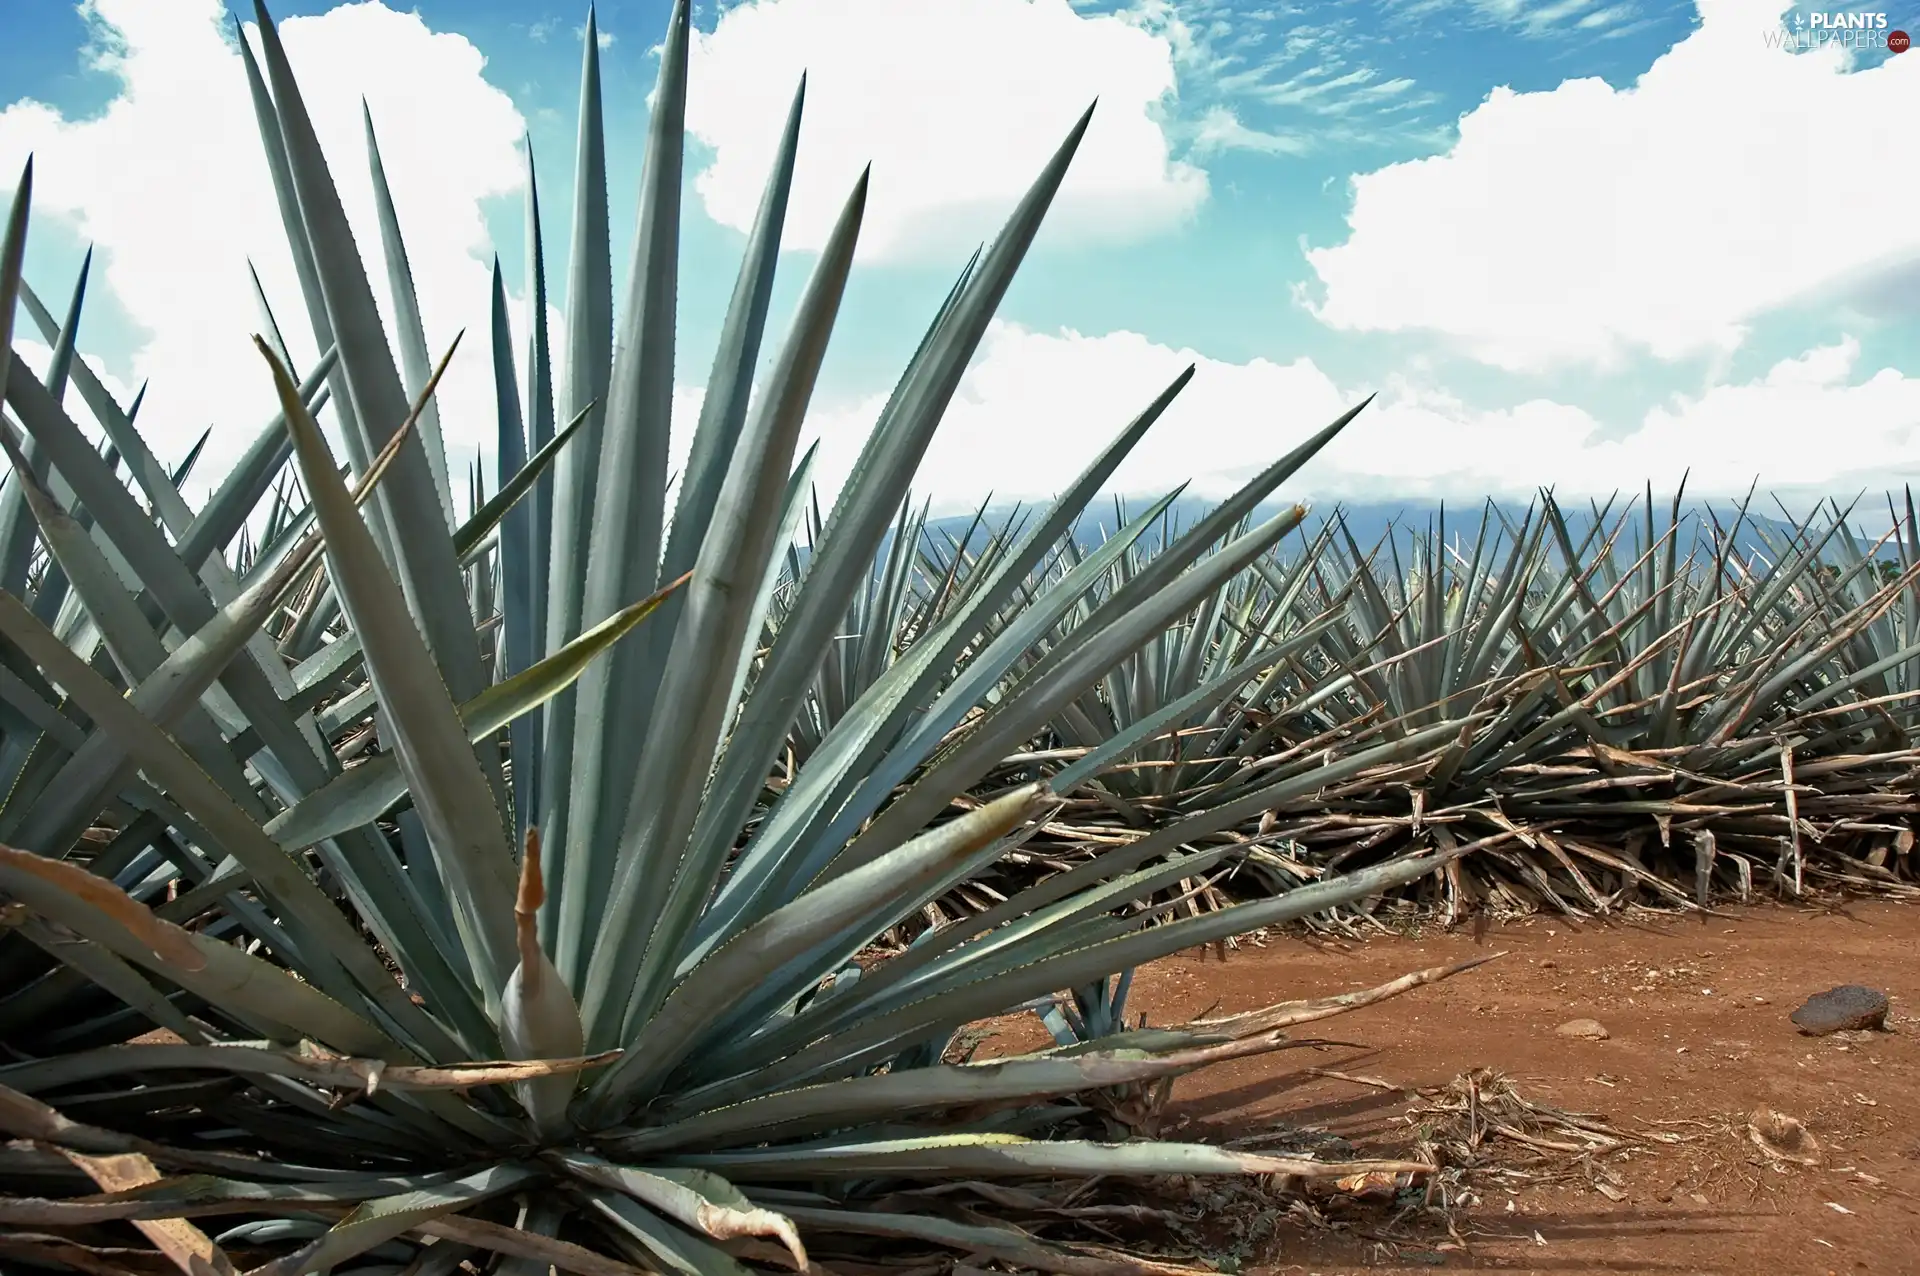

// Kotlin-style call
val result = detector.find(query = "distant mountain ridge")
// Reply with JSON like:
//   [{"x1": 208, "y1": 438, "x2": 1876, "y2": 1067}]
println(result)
[{"x1": 907, "y1": 496, "x2": 1907, "y2": 566}]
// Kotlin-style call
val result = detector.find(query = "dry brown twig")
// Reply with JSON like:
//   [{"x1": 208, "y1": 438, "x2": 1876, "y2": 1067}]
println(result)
[{"x1": 1401, "y1": 1068, "x2": 1636, "y2": 1206}]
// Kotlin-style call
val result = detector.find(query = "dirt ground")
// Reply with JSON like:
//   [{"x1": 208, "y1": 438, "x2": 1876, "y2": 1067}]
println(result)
[{"x1": 986, "y1": 899, "x2": 1920, "y2": 1275}]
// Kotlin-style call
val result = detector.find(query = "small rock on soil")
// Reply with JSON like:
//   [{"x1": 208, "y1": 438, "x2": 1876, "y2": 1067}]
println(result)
[
  {"x1": 1790, "y1": 984, "x2": 1890, "y2": 1035},
  {"x1": 1555, "y1": 1018, "x2": 1610, "y2": 1039}
]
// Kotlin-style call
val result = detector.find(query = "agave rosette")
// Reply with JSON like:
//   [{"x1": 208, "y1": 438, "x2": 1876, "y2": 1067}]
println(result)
[{"x1": 0, "y1": 3, "x2": 1491, "y2": 1271}]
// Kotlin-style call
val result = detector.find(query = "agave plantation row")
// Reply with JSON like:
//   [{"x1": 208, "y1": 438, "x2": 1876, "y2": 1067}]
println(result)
[
  {"x1": 867, "y1": 487, "x2": 1920, "y2": 933},
  {"x1": 0, "y1": 1, "x2": 1911, "y2": 1272}
]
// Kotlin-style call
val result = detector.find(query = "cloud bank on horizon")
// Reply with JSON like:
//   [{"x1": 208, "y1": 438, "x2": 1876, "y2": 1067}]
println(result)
[{"x1": 0, "y1": 0, "x2": 1913, "y2": 517}]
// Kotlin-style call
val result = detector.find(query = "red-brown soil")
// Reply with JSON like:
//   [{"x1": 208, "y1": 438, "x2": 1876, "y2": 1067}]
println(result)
[{"x1": 987, "y1": 900, "x2": 1920, "y2": 1275}]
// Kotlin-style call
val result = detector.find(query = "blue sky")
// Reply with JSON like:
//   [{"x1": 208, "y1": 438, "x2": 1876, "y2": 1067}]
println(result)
[{"x1": 1, "y1": 0, "x2": 1915, "y2": 515}]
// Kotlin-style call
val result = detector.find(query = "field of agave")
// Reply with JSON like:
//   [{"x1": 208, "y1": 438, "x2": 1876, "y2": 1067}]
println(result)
[
  {"x1": 949, "y1": 484, "x2": 1920, "y2": 932},
  {"x1": 0, "y1": 1, "x2": 1914, "y2": 1273}
]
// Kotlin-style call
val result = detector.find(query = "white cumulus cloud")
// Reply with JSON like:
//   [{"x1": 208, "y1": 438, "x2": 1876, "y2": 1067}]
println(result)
[
  {"x1": 685, "y1": 0, "x2": 1207, "y2": 263},
  {"x1": 792, "y1": 322, "x2": 1920, "y2": 514},
  {"x1": 0, "y1": 0, "x2": 528, "y2": 504},
  {"x1": 1303, "y1": 0, "x2": 1919, "y2": 372}
]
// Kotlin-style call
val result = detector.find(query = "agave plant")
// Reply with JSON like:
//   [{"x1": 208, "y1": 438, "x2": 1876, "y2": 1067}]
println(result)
[{"x1": 0, "y1": 3, "x2": 1499, "y2": 1272}]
